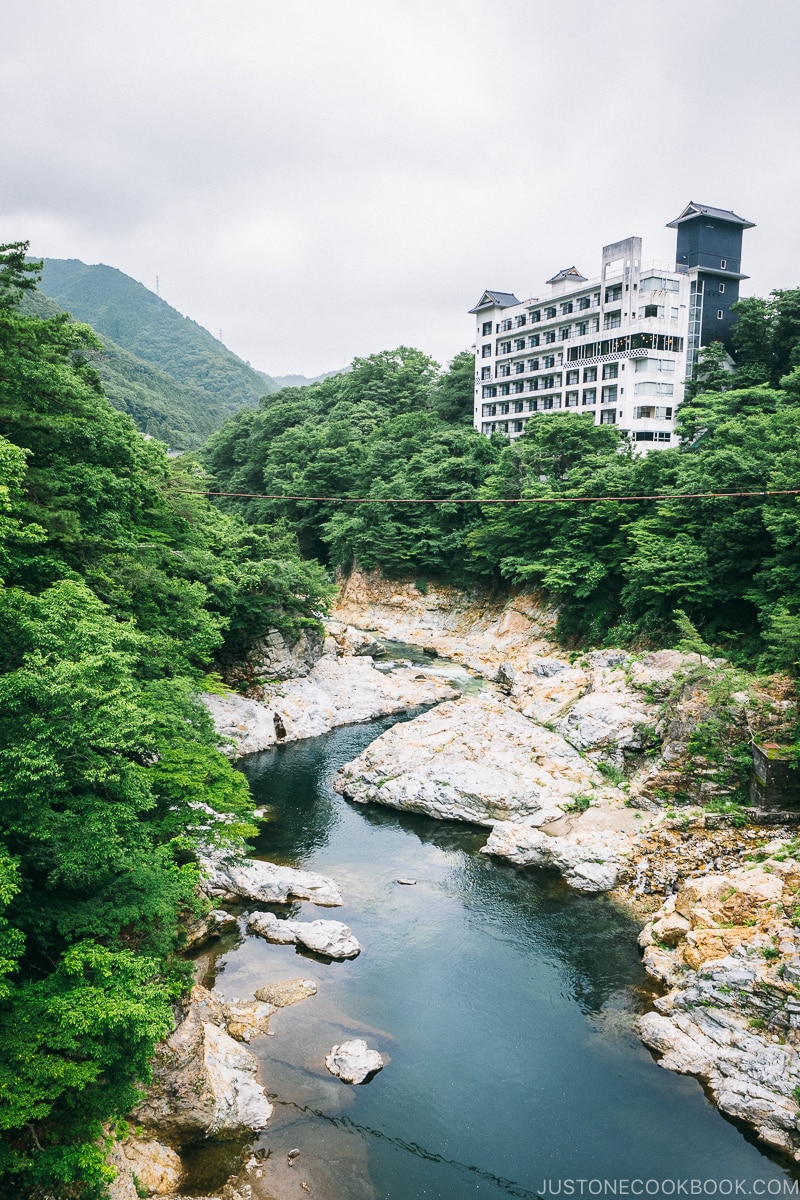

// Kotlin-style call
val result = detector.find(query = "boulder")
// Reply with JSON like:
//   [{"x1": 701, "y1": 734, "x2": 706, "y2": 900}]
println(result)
[
  {"x1": 254, "y1": 977, "x2": 317, "y2": 1008},
  {"x1": 200, "y1": 852, "x2": 343, "y2": 907},
  {"x1": 131, "y1": 986, "x2": 272, "y2": 1142},
  {"x1": 221, "y1": 999, "x2": 276, "y2": 1042},
  {"x1": 246, "y1": 912, "x2": 362, "y2": 959},
  {"x1": 108, "y1": 1137, "x2": 182, "y2": 1198},
  {"x1": 482, "y1": 823, "x2": 628, "y2": 892},
  {"x1": 334, "y1": 694, "x2": 598, "y2": 826},
  {"x1": 325, "y1": 1039, "x2": 384, "y2": 1084}
]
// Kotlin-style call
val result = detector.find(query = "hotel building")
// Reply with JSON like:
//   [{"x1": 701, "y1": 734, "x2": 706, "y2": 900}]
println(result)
[{"x1": 469, "y1": 202, "x2": 754, "y2": 448}]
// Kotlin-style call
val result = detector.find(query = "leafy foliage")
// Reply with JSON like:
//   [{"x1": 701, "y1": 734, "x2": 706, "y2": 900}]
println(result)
[{"x1": 0, "y1": 245, "x2": 333, "y2": 1195}]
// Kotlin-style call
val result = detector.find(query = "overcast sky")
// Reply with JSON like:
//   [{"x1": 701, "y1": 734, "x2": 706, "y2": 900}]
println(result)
[{"x1": 3, "y1": 1, "x2": 799, "y2": 378}]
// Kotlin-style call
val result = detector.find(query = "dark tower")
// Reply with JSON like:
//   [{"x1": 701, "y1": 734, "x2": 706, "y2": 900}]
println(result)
[{"x1": 666, "y1": 202, "x2": 755, "y2": 377}]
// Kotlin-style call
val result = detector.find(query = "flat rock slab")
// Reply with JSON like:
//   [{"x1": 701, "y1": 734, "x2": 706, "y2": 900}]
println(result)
[
  {"x1": 325, "y1": 1039, "x2": 384, "y2": 1084},
  {"x1": 254, "y1": 978, "x2": 318, "y2": 1008},
  {"x1": 247, "y1": 911, "x2": 362, "y2": 959},
  {"x1": 200, "y1": 852, "x2": 343, "y2": 907}
]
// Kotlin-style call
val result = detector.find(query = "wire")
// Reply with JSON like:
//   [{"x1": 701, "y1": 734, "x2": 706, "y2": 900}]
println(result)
[{"x1": 171, "y1": 487, "x2": 800, "y2": 505}]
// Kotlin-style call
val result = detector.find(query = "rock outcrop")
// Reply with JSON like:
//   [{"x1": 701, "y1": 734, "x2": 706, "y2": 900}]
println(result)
[
  {"x1": 200, "y1": 851, "x2": 343, "y2": 907},
  {"x1": 204, "y1": 654, "x2": 457, "y2": 757},
  {"x1": 246, "y1": 911, "x2": 362, "y2": 959},
  {"x1": 325, "y1": 1039, "x2": 384, "y2": 1084},
  {"x1": 334, "y1": 693, "x2": 600, "y2": 827},
  {"x1": 108, "y1": 1137, "x2": 182, "y2": 1199},
  {"x1": 131, "y1": 985, "x2": 272, "y2": 1142},
  {"x1": 482, "y1": 823, "x2": 630, "y2": 892},
  {"x1": 637, "y1": 842, "x2": 800, "y2": 1162}
]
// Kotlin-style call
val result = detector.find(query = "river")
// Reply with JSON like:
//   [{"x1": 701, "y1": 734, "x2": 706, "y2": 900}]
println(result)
[{"x1": 192, "y1": 709, "x2": 798, "y2": 1199}]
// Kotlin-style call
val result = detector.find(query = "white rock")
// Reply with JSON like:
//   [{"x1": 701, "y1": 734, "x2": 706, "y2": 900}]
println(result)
[
  {"x1": 334, "y1": 693, "x2": 598, "y2": 826},
  {"x1": 203, "y1": 653, "x2": 457, "y2": 756},
  {"x1": 132, "y1": 986, "x2": 272, "y2": 1141},
  {"x1": 200, "y1": 851, "x2": 343, "y2": 907},
  {"x1": 482, "y1": 823, "x2": 628, "y2": 892},
  {"x1": 247, "y1": 912, "x2": 362, "y2": 959},
  {"x1": 325, "y1": 1039, "x2": 384, "y2": 1084}
]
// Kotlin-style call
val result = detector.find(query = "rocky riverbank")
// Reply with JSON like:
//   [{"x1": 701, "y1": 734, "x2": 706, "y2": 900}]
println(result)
[{"x1": 122, "y1": 569, "x2": 799, "y2": 1193}]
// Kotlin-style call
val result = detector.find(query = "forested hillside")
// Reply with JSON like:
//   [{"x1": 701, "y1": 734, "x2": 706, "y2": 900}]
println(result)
[
  {"x1": 36, "y1": 258, "x2": 279, "y2": 448},
  {"x1": 203, "y1": 296, "x2": 800, "y2": 669},
  {"x1": 0, "y1": 243, "x2": 332, "y2": 1196}
]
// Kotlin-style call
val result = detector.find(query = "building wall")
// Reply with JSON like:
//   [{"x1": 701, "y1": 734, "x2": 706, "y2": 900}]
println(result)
[{"x1": 471, "y1": 245, "x2": 689, "y2": 450}]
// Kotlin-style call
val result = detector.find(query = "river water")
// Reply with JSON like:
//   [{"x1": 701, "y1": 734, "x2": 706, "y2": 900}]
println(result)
[{"x1": 197, "y1": 708, "x2": 798, "y2": 1199}]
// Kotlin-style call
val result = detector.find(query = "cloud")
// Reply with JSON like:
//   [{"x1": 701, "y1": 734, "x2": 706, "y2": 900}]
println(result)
[{"x1": 3, "y1": 0, "x2": 799, "y2": 376}]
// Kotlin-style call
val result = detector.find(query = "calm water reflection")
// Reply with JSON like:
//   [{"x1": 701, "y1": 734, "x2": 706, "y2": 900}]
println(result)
[{"x1": 201, "y1": 715, "x2": 797, "y2": 1199}]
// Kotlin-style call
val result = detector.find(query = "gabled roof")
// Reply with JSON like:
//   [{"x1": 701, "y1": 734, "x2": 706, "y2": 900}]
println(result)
[
  {"x1": 666, "y1": 202, "x2": 755, "y2": 229},
  {"x1": 545, "y1": 266, "x2": 587, "y2": 284},
  {"x1": 468, "y1": 289, "x2": 520, "y2": 313}
]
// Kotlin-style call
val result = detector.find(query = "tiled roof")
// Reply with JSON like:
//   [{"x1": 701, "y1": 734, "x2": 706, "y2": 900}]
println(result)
[{"x1": 666, "y1": 202, "x2": 755, "y2": 229}]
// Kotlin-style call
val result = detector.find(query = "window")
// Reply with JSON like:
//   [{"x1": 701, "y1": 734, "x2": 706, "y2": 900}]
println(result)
[
  {"x1": 529, "y1": 334, "x2": 540, "y2": 348},
  {"x1": 543, "y1": 376, "x2": 555, "y2": 389},
  {"x1": 501, "y1": 318, "x2": 513, "y2": 331},
  {"x1": 577, "y1": 321, "x2": 588, "y2": 336},
  {"x1": 482, "y1": 386, "x2": 497, "y2": 398},
  {"x1": 634, "y1": 431, "x2": 655, "y2": 442},
  {"x1": 634, "y1": 356, "x2": 675, "y2": 374},
  {"x1": 602, "y1": 363, "x2": 618, "y2": 379},
  {"x1": 655, "y1": 406, "x2": 672, "y2": 419},
  {"x1": 482, "y1": 403, "x2": 497, "y2": 416},
  {"x1": 720, "y1": 259, "x2": 727, "y2": 269},
  {"x1": 546, "y1": 306, "x2": 556, "y2": 319},
  {"x1": 498, "y1": 364, "x2": 511, "y2": 377},
  {"x1": 526, "y1": 398, "x2": 538, "y2": 411},
  {"x1": 499, "y1": 384, "x2": 510, "y2": 395},
  {"x1": 528, "y1": 378, "x2": 539, "y2": 391},
  {"x1": 566, "y1": 370, "x2": 579, "y2": 385},
  {"x1": 599, "y1": 409, "x2": 616, "y2": 424},
  {"x1": 515, "y1": 361, "x2": 525, "y2": 373},
  {"x1": 560, "y1": 326, "x2": 571, "y2": 340},
  {"x1": 655, "y1": 431, "x2": 671, "y2": 442},
  {"x1": 717, "y1": 309, "x2": 724, "y2": 319},
  {"x1": 499, "y1": 403, "x2": 509, "y2": 415},
  {"x1": 605, "y1": 284, "x2": 623, "y2": 303},
  {"x1": 719, "y1": 282, "x2": 725, "y2": 294},
  {"x1": 565, "y1": 391, "x2": 579, "y2": 407},
  {"x1": 530, "y1": 309, "x2": 541, "y2": 323},
  {"x1": 513, "y1": 398, "x2": 523, "y2": 409},
  {"x1": 545, "y1": 330, "x2": 556, "y2": 343},
  {"x1": 481, "y1": 366, "x2": 491, "y2": 380},
  {"x1": 642, "y1": 304, "x2": 660, "y2": 319},
  {"x1": 482, "y1": 321, "x2": 492, "y2": 336},
  {"x1": 515, "y1": 338, "x2": 526, "y2": 351},
  {"x1": 542, "y1": 397, "x2": 554, "y2": 410},
  {"x1": 578, "y1": 297, "x2": 591, "y2": 310},
  {"x1": 512, "y1": 420, "x2": 523, "y2": 433},
  {"x1": 561, "y1": 301, "x2": 573, "y2": 314},
  {"x1": 543, "y1": 354, "x2": 555, "y2": 368},
  {"x1": 634, "y1": 382, "x2": 674, "y2": 396},
  {"x1": 592, "y1": 317, "x2": 600, "y2": 332},
  {"x1": 582, "y1": 388, "x2": 596, "y2": 405},
  {"x1": 481, "y1": 344, "x2": 492, "y2": 358},
  {"x1": 639, "y1": 276, "x2": 680, "y2": 294},
  {"x1": 583, "y1": 366, "x2": 597, "y2": 382},
  {"x1": 670, "y1": 307, "x2": 678, "y2": 319},
  {"x1": 499, "y1": 340, "x2": 511, "y2": 354},
  {"x1": 515, "y1": 315, "x2": 527, "y2": 328},
  {"x1": 601, "y1": 385, "x2": 618, "y2": 403},
  {"x1": 528, "y1": 358, "x2": 539, "y2": 371},
  {"x1": 604, "y1": 311, "x2": 622, "y2": 330}
]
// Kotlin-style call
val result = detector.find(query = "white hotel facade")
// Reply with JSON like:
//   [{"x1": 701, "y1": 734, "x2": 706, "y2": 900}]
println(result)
[{"x1": 469, "y1": 203, "x2": 753, "y2": 448}]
